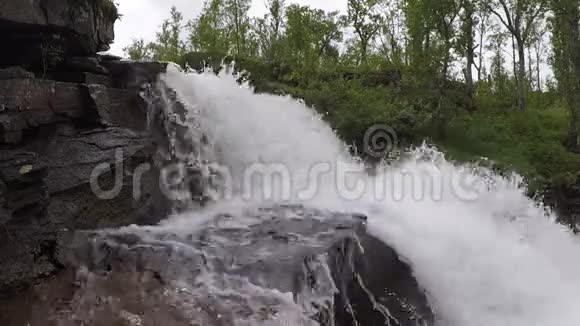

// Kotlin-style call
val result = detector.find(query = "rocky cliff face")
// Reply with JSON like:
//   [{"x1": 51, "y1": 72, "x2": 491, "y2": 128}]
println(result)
[
  {"x1": 0, "y1": 0, "x2": 116, "y2": 71},
  {"x1": 0, "y1": 0, "x2": 171, "y2": 294}
]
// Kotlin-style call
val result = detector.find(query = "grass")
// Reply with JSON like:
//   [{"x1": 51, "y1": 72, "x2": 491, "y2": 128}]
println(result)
[{"x1": 434, "y1": 97, "x2": 580, "y2": 192}]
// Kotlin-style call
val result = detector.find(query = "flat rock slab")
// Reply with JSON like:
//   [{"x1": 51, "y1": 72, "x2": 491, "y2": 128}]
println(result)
[{"x1": 0, "y1": 79, "x2": 148, "y2": 144}]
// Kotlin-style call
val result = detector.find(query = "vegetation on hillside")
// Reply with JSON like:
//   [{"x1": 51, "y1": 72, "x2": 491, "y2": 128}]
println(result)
[{"x1": 123, "y1": 0, "x2": 580, "y2": 193}]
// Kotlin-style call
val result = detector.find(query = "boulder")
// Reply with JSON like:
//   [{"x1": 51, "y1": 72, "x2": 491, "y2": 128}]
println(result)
[
  {"x1": 0, "y1": 206, "x2": 434, "y2": 325},
  {"x1": 0, "y1": 0, "x2": 117, "y2": 70}
]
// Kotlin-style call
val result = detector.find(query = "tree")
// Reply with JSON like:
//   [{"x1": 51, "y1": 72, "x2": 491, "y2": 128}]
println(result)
[
  {"x1": 189, "y1": 0, "x2": 230, "y2": 54},
  {"x1": 123, "y1": 39, "x2": 152, "y2": 60},
  {"x1": 431, "y1": 0, "x2": 461, "y2": 84},
  {"x1": 283, "y1": 5, "x2": 342, "y2": 72},
  {"x1": 224, "y1": 0, "x2": 252, "y2": 56},
  {"x1": 458, "y1": 0, "x2": 477, "y2": 105},
  {"x1": 475, "y1": 3, "x2": 492, "y2": 82},
  {"x1": 345, "y1": 0, "x2": 383, "y2": 64},
  {"x1": 404, "y1": 0, "x2": 439, "y2": 80},
  {"x1": 551, "y1": 0, "x2": 580, "y2": 151},
  {"x1": 254, "y1": 0, "x2": 286, "y2": 62},
  {"x1": 150, "y1": 6, "x2": 186, "y2": 62},
  {"x1": 484, "y1": 0, "x2": 549, "y2": 111},
  {"x1": 488, "y1": 29, "x2": 509, "y2": 94},
  {"x1": 527, "y1": 19, "x2": 547, "y2": 91},
  {"x1": 313, "y1": 10, "x2": 343, "y2": 59},
  {"x1": 377, "y1": 0, "x2": 406, "y2": 65}
]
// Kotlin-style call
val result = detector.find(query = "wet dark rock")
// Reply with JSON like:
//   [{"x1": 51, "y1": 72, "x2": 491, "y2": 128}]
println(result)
[
  {"x1": 86, "y1": 84, "x2": 147, "y2": 130},
  {"x1": 97, "y1": 53, "x2": 123, "y2": 62},
  {"x1": 53, "y1": 71, "x2": 113, "y2": 87},
  {"x1": 0, "y1": 150, "x2": 48, "y2": 225},
  {"x1": 0, "y1": 0, "x2": 117, "y2": 70},
  {"x1": 0, "y1": 77, "x2": 153, "y2": 145},
  {"x1": 0, "y1": 66, "x2": 35, "y2": 80},
  {"x1": 0, "y1": 0, "x2": 173, "y2": 298},
  {"x1": 0, "y1": 125, "x2": 166, "y2": 293},
  {"x1": 26, "y1": 206, "x2": 434, "y2": 326},
  {"x1": 103, "y1": 61, "x2": 169, "y2": 89},
  {"x1": 545, "y1": 185, "x2": 580, "y2": 233},
  {"x1": 63, "y1": 56, "x2": 109, "y2": 75},
  {"x1": 0, "y1": 60, "x2": 169, "y2": 293},
  {"x1": 331, "y1": 236, "x2": 432, "y2": 325},
  {"x1": 0, "y1": 79, "x2": 88, "y2": 144}
]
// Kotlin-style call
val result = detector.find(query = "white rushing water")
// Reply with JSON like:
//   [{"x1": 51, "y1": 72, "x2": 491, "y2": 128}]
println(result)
[{"x1": 160, "y1": 65, "x2": 580, "y2": 326}]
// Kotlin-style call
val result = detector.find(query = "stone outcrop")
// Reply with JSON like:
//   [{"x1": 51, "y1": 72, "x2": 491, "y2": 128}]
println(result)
[
  {"x1": 0, "y1": 67, "x2": 165, "y2": 294},
  {"x1": 546, "y1": 186, "x2": 580, "y2": 233},
  {"x1": 0, "y1": 0, "x2": 169, "y2": 292},
  {"x1": 0, "y1": 0, "x2": 117, "y2": 70}
]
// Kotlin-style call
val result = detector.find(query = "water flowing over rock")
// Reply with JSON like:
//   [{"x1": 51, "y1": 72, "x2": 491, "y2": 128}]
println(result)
[
  {"x1": 1, "y1": 206, "x2": 433, "y2": 326},
  {"x1": 0, "y1": 1, "x2": 436, "y2": 324}
]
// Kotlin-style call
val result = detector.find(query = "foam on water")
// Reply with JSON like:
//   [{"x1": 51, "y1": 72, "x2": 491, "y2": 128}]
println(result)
[{"x1": 161, "y1": 65, "x2": 580, "y2": 326}]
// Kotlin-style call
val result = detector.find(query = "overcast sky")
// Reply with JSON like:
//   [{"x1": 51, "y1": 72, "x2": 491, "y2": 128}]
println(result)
[{"x1": 110, "y1": 0, "x2": 348, "y2": 56}]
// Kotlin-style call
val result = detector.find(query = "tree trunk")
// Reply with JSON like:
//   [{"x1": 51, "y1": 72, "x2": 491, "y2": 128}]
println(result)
[
  {"x1": 465, "y1": 45, "x2": 476, "y2": 111},
  {"x1": 463, "y1": 6, "x2": 475, "y2": 109},
  {"x1": 360, "y1": 39, "x2": 368, "y2": 64},
  {"x1": 516, "y1": 42, "x2": 527, "y2": 111},
  {"x1": 511, "y1": 35, "x2": 518, "y2": 79},
  {"x1": 569, "y1": 97, "x2": 580, "y2": 152},
  {"x1": 535, "y1": 47, "x2": 541, "y2": 92},
  {"x1": 478, "y1": 21, "x2": 485, "y2": 82},
  {"x1": 528, "y1": 46, "x2": 534, "y2": 88},
  {"x1": 569, "y1": 9, "x2": 580, "y2": 151}
]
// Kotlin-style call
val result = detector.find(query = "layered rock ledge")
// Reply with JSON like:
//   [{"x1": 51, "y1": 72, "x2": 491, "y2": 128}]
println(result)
[
  {"x1": 0, "y1": 0, "x2": 117, "y2": 70},
  {"x1": 0, "y1": 0, "x2": 171, "y2": 291}
]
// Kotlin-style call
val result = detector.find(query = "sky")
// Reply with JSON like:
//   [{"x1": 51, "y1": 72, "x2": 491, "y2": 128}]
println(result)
[{"x1": 109, "y1": 0, "x2": 348, "y2": 56}]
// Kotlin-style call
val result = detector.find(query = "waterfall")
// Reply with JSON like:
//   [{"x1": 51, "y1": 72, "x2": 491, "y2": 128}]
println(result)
[{"x1": 150, "y1": 65, "x2": 580, "y2": 326}]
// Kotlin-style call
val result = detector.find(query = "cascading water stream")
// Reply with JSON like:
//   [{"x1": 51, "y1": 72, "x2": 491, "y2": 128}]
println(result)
[{"x1": 156, "y1": 64, "x2": 580, "y2": 326}]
